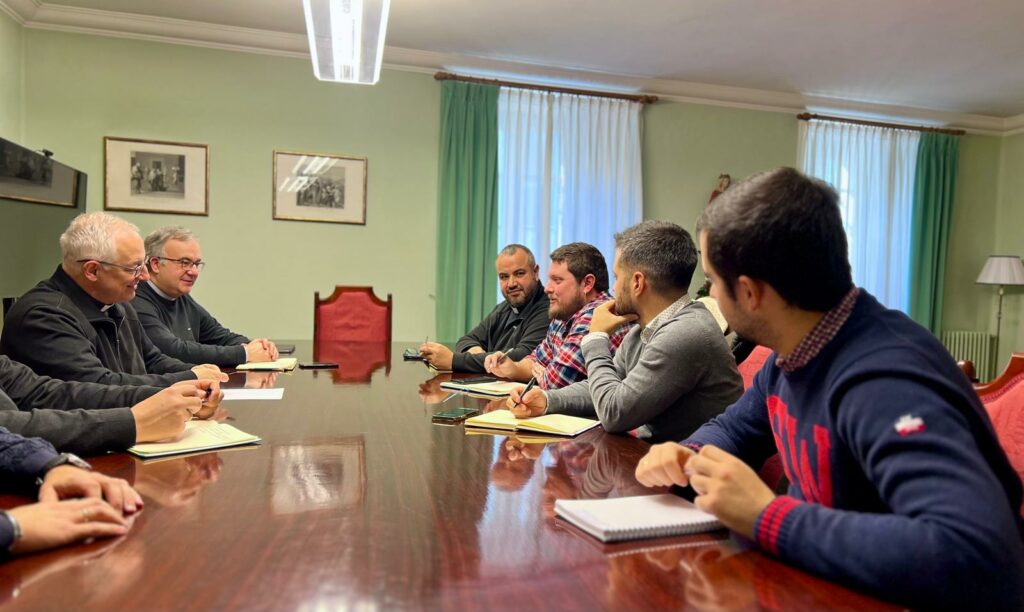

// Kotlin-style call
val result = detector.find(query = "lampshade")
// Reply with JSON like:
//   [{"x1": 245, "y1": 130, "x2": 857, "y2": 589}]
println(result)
[
  {"x1": 976, "y1": 255, "x2": 1024, "y2": 286},
  {"x1": 303, "y1": 0, "x2": 391, "y2": 85}
]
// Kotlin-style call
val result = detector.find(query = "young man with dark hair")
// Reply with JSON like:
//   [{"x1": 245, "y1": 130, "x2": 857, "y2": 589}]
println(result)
[
  {"x1": 508, "y1": 222, "x2": 742, "y2": 442},
  {"x1": 487, "y1": 242, "x2": 630, "y2": 389},
  {"x1": 420, "y1": 244, "x2": 550, "y2": 373},
  {"x1": 635, "y1": 167, "x2": 1024, "y2": 609}
]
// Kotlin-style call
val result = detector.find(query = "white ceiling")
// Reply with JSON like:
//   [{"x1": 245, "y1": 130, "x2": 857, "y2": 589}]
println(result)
[{"x1": 6, "y1": 0, "x2": 1024, "y2": 128}]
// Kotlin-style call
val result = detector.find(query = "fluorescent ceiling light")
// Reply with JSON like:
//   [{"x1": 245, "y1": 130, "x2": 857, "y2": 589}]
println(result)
[{"x1": 303, "y1": 0, "x2": 390, "y2": 85}]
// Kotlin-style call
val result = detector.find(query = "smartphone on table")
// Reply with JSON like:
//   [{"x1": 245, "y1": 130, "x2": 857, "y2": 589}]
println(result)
[{"x1": 431, "y1": 407, "x2": 480, "y2": 423}]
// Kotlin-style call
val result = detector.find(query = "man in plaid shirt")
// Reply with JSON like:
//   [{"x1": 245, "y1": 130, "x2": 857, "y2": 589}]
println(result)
[{"x1": 485, "y1": 243, "x2": 631, "y2": 389}]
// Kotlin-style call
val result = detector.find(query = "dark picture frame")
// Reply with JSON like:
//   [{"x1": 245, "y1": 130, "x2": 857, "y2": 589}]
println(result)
[
  {"x1": 104, "y1": 136, "x2": 209, "y2": 216},
  {"x1": 0, "y1": 137, "x2": 82, "y2": 208}
]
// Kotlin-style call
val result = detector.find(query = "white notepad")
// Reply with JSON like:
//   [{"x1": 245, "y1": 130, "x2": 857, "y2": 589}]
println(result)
[
  {"x1": 555, "y1": 494, "x2": 723, "y2": 542},
  {"x1": 222, "y1": 388, "x2": 285, "y2": 401},
  {"x1": 127, "y1": 420, "x2": 261, "y2": 458}
]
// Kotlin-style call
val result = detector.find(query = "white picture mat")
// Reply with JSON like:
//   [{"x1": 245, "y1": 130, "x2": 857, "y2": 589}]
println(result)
[{"x1": 105, "y1": 137, "x2": 208, "y2": 215}]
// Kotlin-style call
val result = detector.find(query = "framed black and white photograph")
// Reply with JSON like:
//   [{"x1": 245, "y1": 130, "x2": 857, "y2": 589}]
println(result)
[
  {"x1": 0, "y1": 137, "x2": 82, "y2": 208},
  {"x1": 273, "y1": 150, "x2": 367, "y2": 225},
  {"x1": 104, "y1": 136, "x2": 208, "y2": 215}
]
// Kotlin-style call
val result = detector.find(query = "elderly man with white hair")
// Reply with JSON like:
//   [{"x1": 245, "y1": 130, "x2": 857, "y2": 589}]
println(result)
[{"x1": 1, "y1": 212, "x2": 226, "y2": 387}]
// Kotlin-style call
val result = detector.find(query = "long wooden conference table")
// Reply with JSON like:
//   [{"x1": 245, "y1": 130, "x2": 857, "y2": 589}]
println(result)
[{"x1": 0, "y1": 342, "x2": 899, "y2": 610}]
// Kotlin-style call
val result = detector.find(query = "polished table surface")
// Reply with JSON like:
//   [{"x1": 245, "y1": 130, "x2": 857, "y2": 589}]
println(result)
[{"x1": 0, "y1": 342, "x2": 901, "y2": 611}]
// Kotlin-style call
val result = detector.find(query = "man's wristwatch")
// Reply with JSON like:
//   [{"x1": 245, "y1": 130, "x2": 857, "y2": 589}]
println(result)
[{"x1": 35, "y1": 453, "x2": 92, "y2": 486}]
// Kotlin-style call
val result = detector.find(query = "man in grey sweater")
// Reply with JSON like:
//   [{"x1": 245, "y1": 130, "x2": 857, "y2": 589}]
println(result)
[{"x1": 508, "y1": 221, "x2": 742, "y2": 443}]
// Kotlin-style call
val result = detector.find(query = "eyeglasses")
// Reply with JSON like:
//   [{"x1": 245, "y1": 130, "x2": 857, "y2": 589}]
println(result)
[
  {"x1": 77, "y1": 259, "x2": 146, "y2": 278},
  {"x1": 155, "y1": 257, "x2": 206, "y2": 271}
]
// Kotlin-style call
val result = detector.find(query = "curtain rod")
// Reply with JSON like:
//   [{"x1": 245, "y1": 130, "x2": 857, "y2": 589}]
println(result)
[
  {"x1": 434, "y1": 72, "x2": 658, "y2": 104},
  {"x1": 797, "y1": 112, "x2": 965, "y2": 136}
]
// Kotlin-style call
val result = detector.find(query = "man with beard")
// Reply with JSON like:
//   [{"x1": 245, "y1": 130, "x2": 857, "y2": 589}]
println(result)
[
  {"x1": 419, "y1": 244, "x2": 550, "y2": 373},
  {"x1": 486, "y1": 242, "x2": 631, "y2": 390},
  {"x1": 507, "y1": 222, "x2": 742, "y2": 442}
]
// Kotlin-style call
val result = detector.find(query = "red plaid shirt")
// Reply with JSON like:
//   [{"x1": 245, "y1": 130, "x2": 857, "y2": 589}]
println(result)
[
  {"x1": 775, "y1": 286, "x2": 860, "y2": 373},
  {"x1": 528, "y1": 292, "x2": 632, "y2": 390}
]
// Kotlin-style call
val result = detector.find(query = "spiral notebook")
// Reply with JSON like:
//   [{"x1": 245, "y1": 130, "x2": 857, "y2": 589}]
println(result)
[{"x1": 554, "y1": 494, "x2": 723, "y2": 543}]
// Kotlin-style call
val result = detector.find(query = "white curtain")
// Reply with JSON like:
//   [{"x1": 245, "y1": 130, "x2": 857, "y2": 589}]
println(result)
[
  {"x1": 798, "y1": 120, "x2": 920, "y2": 313},
  {"x1": 497, "y1": 88, "x2": 643, "y2": 283}
]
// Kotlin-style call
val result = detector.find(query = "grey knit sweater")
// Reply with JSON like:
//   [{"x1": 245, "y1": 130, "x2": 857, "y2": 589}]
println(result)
[{"x1": 546, "y1": 298, "x2": 743, "y2": 442}]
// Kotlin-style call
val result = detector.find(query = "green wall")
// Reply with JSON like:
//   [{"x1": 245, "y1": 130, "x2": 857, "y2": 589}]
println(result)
[
  {"x1": 642, "y1": 101, "x2": 798, "y2": 292},
  {"x1": 992, "y1": 133, "x2": 1024, "y2": 369},
  {"x1": 0, "y1": 10, "x2": 21, "y2": 139},
  {"x1": 0, "y1": 12, "x2": 78, "y2": 301},
  {"x1": 17, "y1": 29, "x2": 439, "y2": 341},
  {"x1": 1, "y1": 18, "x2": 1018, "y2": 350}
]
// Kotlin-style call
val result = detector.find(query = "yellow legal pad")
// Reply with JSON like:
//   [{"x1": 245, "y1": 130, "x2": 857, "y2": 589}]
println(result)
[
  {"x1": 236, "y1": 357, "x2": 298, "y2": 371},
  {"x1": 128, "y1": 420, "x2": 262, "y2": 458},
  {"x1": 464, "y1": 409, "x2": 600, "y2": 437}
]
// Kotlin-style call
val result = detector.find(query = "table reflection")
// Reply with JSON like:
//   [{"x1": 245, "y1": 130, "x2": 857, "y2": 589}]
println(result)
[
  {"x1": 313, "y1": 340, "x2": 390, "y2": 384},
  {"x1": 133, "y1": 452, "x2": 224, "y2": 508},
  {"x1": 270, "y1": 437, "x2": 366, "y2": 515}
]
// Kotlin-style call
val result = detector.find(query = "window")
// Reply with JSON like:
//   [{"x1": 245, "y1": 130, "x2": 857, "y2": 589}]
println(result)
[{"x1": 798, "y1": 120, "x2": 919, "y2": 312}]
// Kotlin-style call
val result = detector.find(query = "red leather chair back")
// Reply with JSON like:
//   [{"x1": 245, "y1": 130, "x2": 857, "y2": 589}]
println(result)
[
  {"x1": 314, "y1": 286, "x2": 392, "y2": 343},
  {"x1": 976, "y1": 352, "x2": 1024, "y2": 516},
  {"x1": 737, "y1": 345, "x2": 773, "y2": 390}
]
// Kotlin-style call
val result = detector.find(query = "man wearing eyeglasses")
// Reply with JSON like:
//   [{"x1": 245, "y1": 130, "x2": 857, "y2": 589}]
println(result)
[
  {"x1": 131, "y1": 226, "x2": 277, "y2": 366},
  {"x1": 1, "y1": 213, "x2": 226, "y2": 386}
]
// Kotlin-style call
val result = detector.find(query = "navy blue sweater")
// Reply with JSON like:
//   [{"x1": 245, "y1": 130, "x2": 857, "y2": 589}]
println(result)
[{"x1": 684, "y1": 291, "x2": 1024, "y2": 609}]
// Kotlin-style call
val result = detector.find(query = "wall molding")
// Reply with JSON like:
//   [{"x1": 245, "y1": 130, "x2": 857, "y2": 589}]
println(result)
[{"x1": 1, "y1": 0, "x2": 1019, "y2": 136}]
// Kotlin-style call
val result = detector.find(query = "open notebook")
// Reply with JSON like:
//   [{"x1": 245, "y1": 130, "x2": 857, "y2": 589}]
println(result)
[
  {"x1": 236, "y1": 357, "x2": 298, "y2": 371},
  {"x1": 464, "y1": 409, "x2": 599, "y2": 437},
  {"x1": 439, "y1": 379, "x2": 521, "y2": 397},
  {"x1": 555, "y1": 494, "x2": 723, "y2": 543},
  {"x1": 128, "y1": 420, "x2": 261, "y2": 458}
]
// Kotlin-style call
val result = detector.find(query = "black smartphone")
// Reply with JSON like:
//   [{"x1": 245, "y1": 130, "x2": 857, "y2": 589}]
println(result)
[
  {"x1": 298, "y1": 362, "x2": 339, "y2": 369},
  {"x1": 403, "y1": 348, "x2": 424, "y2": 361},
  {"x1": 431, "y1": 407, "x2": 480, "y2": 423}
]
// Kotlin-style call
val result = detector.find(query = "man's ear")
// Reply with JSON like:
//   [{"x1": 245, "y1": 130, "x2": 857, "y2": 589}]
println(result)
[
  {"x1": 735, "y1": 275, "x2": 766, "y2": 311},
  {"x1": 81, "y1": 261, "x2": 101, "y2": 282},
  {"x1": 632, "y1": 270, "x2": 645, "y2": 296},
  {"x1": 581, "y1": 273, "x2": 597, "y2": 294}
]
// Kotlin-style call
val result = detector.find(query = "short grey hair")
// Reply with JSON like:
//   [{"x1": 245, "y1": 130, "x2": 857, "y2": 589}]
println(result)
[
  {"x1": 145, "y1": 225, "x2": 197, "y2": 261},
  {"x1": 498, "y1": 243, "x2": 536, "y2": 269},
  {"x1": 614, "y1": 220, "x2": 698, "y2": 294},
  {"x1": 60, "y1": 212, "x2": 140, "y2": 264}
]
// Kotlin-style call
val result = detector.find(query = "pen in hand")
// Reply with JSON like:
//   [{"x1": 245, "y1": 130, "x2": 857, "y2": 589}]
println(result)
[{"x1": 515, "y1": 376, "x2": 537, "y2": 411}]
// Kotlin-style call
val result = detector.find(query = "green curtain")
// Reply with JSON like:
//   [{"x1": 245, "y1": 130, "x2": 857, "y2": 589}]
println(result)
[
  {"x1": 909, "y1": 132, "x2": 960, "y2": 333},
  {"x1": 435, "y1": 81, "x2": 499, "y2": 342}
]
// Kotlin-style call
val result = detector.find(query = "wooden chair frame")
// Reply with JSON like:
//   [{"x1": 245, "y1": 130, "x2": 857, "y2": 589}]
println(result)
[{"x1": 975, "y1": 352, "x2": 1024, "y2": 397}]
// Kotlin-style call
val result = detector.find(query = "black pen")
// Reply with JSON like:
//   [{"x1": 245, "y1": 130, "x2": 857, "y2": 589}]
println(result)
[{"x1": 515, "y1": 376, "x2": 537, "y2": 410}]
